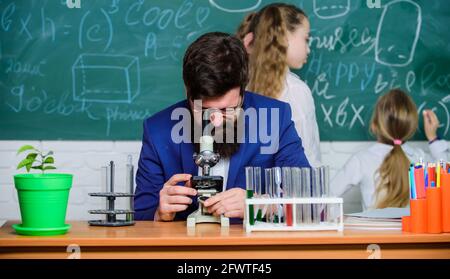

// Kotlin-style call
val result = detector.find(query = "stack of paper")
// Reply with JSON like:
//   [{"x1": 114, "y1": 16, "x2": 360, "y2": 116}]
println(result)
[{"x1": 344, "y1": 207, "x2": 410, "y2": 230}]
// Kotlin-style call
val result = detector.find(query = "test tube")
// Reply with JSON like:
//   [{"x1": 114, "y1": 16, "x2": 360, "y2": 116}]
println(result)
[
  {"x1": 126, "y1": 155, "x2": 134, "y2": 222},
  {"x1": 273, "y1": 167, "x2": 282, "y2": 224},
  {"x1": 101, "y1": 165, "x2": 108, "y2": 219},
  {"x1": 291, "y1": 167, "x2": 302, "y2": 225},
  {"x1": 312, "y1": 167, "x2": 321, "y2": 224},
  {"x1": 264, "y1": 168, "x2": 273, "y2": 224},
  {"x1": 282, "y1": 167, "x2": 293, "y2": 226},
  {"x1": 254, "y1": 167, "x2": 263, "y2": 221},
  {"x1": 320, "y1": 166, "x2": 330, "y2": 223},
  {"x1": 323, "y1": 166, "x2": 330, "y2": 197},
  {"x1": 107, "y1": 161, "x2": 115, "y2": 223},
  {"x1": 302, "y1": 168, "x2": 312, "y2": 224},
  {"x1": 245, "y1": 167, "x2": 255, "y2": 225}
]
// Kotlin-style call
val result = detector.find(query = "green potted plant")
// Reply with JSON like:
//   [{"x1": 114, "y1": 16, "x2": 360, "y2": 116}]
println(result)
[{"x1": 13, "y1": 145, "x2": 73, "y2": 236}]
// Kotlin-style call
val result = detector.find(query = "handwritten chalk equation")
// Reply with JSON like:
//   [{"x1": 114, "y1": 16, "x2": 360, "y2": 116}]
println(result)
[
  {"x1": 320, "y1": 98, "x2": 366, "y2": 130},
  {"x1": 79, "y1": 8, "x2": 113, "y2": 51},
  {"x1": 105, "y1": 106, "x2": 151, "y2": 136},
  {"x1": 124, "y1": 0, "x2": 211, "y2": 61},
  {"x1": 1, "y1": 2, "x2": 56, "y2": 42},
  {"x1": 5, "y1": 84, "x2": 99, "y2": 120},
  {"x1": 309, "y1": 26, "x2": 375, "y2": 55},
  {"x1": 305, "y1": 52, "x2": 377, "y2": 91},
  {"x1": 4, "y1": 58, "x2": 46, "y2": 77},
  {"x1": 418, "y1": 100, "x2": 450, "y2": 137},
  {"x1": 124, "y1": 0, "x2": 210, "y2": 29}
]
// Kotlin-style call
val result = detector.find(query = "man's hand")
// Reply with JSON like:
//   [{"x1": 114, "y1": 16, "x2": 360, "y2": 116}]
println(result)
[
  {"x1": 203, "y1": 188, "x2": 246, "y2": 218},
  {"x1": 423, "y1": 110, "x2": 440, "y2": 141},
  {"x1": 156, "y1": 174, "x2": 197, "y2": 221}
]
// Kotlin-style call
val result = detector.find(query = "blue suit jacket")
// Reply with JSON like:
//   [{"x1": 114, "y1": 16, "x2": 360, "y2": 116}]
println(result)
[{"x1": 135, "y1": 92, "x2": 310, "y2": 220}]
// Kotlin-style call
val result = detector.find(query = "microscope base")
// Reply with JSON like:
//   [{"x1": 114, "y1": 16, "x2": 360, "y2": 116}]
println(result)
[{"x1": 187, "y1": 210, "x2": 229, "y2": 228}]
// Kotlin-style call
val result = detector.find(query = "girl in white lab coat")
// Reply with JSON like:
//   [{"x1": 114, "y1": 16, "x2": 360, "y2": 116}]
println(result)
[
  {"x1": 236, "y1": 3, "x2": 322, "y2": 167},
  {"x1": 331, "y1": 89, "x2": 448, "y2": 211}
]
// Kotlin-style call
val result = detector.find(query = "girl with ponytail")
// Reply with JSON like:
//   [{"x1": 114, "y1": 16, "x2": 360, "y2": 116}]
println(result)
[{"x1": 331, "y1": 89, "x2": 448, "y2": 210}]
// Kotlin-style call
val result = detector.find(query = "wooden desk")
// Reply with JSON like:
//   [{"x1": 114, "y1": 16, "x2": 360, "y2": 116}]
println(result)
[{"x1": 1, "y1": 221, "x2": 449, "y2": 259}]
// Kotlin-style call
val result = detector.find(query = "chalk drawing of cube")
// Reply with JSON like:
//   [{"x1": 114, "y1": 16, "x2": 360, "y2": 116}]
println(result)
[{"x1": 72, "y1": 54, "x2": 140, "y2": 103}]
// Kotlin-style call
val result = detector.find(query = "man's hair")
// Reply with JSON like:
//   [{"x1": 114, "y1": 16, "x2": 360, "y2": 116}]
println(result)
[{"x1": 183, "y1": 32, "x2": 248, "y2": 100}]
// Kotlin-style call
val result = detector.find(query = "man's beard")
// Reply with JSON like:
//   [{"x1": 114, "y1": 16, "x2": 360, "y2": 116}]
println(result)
[{"x1": 190, "y1": 112, "x2": 241, "y2": 159}]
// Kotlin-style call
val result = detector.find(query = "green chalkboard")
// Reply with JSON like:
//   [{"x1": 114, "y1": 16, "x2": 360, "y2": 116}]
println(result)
[{"x1": 1, "y1": 0, "x2": 449, "y2": 140}]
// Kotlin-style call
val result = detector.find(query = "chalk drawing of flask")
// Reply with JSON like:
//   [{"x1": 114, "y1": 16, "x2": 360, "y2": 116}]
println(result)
[
  {"x1": 375, "y1": 0, "x2": 422, "y2": 67},
  {"x1": 313, "y1": 0, "x2": 350, "y2": 20},
  {"x1": 208, "y1": 0, "x2": 261, "y2": 13}
]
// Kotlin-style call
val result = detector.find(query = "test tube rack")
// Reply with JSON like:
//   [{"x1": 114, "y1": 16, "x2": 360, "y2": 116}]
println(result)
[
  {"x1": 88, "y1": 158, "x2": 135, "y2": 227},
  {"x1": 244, "y1": 197, "x2": 343, "y2": 232},
  {"x1": 245, "y1": 166, "x2": 343, "y2": 233}
]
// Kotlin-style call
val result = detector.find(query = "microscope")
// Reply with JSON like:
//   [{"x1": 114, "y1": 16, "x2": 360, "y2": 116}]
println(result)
[{"x1": 187, "y1": 111, "x2": 230, "y2": 228}]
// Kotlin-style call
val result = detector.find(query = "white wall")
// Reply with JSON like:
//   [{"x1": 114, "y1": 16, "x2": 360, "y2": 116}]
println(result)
[{"x1": 0, "y1": 140, "x2": 433, "y2": 221}]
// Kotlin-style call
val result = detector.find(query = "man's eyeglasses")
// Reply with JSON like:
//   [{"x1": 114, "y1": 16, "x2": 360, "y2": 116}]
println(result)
[{"x1": 191, "y1": 95, "x2": 244, "y2": 119}]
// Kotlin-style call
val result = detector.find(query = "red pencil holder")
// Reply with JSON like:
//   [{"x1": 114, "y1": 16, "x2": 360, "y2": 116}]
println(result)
[
  {"x1": 403, "y1": 166, "x2": 450, "y2": 234},
  {"x1": 426, "y1": 187, "x2": 442, "y2": 233},
  {"x1": 410, "y1": 198, "x2": 427, "y2": 233},
  {"x1": 402, "y1": 216, "x2": 411, "y2": 232},
  {"x1": 442, "y1": 172, "x2": 450, "y2": 233}
]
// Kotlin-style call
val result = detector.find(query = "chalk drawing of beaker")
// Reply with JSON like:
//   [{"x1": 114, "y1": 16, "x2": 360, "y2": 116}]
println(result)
[
  {"x1": 208, "y1": 0, "x2": 261, "y2": 13},
  {"x1": 375, "y1": 0, "x2": 422, "y2": 67},
  {"x1": 313, "y1": 0, "x2": 350, "y2": 20}
]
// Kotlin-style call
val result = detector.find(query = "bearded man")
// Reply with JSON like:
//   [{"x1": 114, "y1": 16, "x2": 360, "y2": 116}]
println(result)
[{"x1": 135, "y1": 32, "x2": 310, "y2": 221}]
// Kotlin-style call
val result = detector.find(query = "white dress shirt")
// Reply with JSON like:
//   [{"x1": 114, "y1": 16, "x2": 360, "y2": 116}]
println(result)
[
  {"x1": 279, "y1": 71, "x2": 322, "y2": 167},
  {"x1": 330, "y1": 140, "x2": 449, "y2": 211}
]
